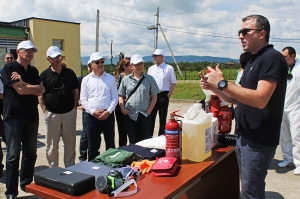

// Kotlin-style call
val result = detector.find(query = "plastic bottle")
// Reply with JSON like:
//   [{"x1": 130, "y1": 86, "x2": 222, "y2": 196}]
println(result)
[
  {"x1": 202, "y1": 70, "x2": 214, "y2": 102},
  {"x1": 208, "y1": 112, "x2": 218, "y2": 148},
  {"x1": 181, "y1": 104, "x2": 212, "y2": 162}
]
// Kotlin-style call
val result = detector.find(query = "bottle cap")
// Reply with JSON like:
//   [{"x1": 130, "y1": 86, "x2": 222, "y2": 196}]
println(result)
[{"x1": 208, "y1": 112, "x2": 214, "y2": 117}]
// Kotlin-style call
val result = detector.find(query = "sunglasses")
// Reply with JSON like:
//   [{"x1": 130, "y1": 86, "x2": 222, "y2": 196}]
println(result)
[
  {"x1": 238, "y1": 28, "x2": 262, "y2": 36},
  {"x1": 94, "y1": 60, "x2": 105, "y2": 64},
  {"x1": 19, "y1": 48, "x2": 36, "y2": 53},
  {"x1": 6, "y1": 57, "x2": 14, "y2": 60},
  {"x1": 125, "y1": 63, "x2": 130, "y2": 67},
  {"x1": 287, "y1": 70, "x2": 293, "y2": 80}
]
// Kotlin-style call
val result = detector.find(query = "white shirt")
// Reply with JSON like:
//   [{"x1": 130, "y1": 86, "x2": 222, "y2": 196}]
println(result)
[
  {"x1": 147, "y1": 62, "x2": 176, "y2": 91},
  {"x1": 80, "y1": 71, "x2": 118, "y2": 115},
  {"x1": 284, "y1": 56, "x2": 300, "y2": 112}
]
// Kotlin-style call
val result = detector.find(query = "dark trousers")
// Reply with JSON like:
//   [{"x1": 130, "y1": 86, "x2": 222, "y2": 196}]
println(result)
[
  {"x1": 235, "y1": 136, "x2": 276, "y2": 199},
  {"x1": 79, "y1": 111, "x2": 88, "y2": 161},
  {"x1": 5, "y1": 119, "x2": 38, "y2": 197},
  {"x1": 115, "y1": 110, "x2": 127, "y2": 147},
  {"x1": 125, "y1": 113, "x2": 152, "y2": 144},
  {"x1": 86, "y1": 113, "x2": 115, "y2": 161},
  {"x1": 0, "y1": 140, "x2": 3, "y2": 174},
  {"x1": 150, "y1": 91, "x2": 169, "y2": 136},
  {"x1": 0, "y1": 116, "x2": 4, "y2": 174}
]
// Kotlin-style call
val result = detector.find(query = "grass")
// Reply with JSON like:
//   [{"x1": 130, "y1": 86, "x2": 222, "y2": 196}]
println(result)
[{"x1": 171, "y1": 83, "x2": 205, "y2": 101}]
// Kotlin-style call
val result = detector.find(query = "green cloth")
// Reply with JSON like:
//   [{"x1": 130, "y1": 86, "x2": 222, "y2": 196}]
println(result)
[{"x1": 91, "y1": 148, "x2": 143, "y2": 168}]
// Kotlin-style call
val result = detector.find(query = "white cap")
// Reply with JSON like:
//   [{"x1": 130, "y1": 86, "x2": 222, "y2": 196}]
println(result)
[
  {"x1": 46, "y1": 46, "x2": 62, "y2": 58},
  {"x1": 17, "y1": 40, "x2": 38, "y2": 52},
  {"x1": 152, "y1": 49, "x2": 164, "y2": 56},
  {"x1": 130, "y1": 54, "x2": 145, "y2": 64},
  {"x1": 87, "y1": 59, "x2": 92, "y2": 66},
  {"x1": 90, "y1": 52, "x2": 106, "y2": 61}
]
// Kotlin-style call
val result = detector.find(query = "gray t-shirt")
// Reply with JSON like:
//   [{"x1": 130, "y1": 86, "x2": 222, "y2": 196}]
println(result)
[{"x1": 118, "y1": 72, "x2": 160, "y2": 121}]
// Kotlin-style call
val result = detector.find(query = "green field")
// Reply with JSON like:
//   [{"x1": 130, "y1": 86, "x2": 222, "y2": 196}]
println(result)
[{"x1": 171, "y1": 82, "x2": 205, "y2": 101}]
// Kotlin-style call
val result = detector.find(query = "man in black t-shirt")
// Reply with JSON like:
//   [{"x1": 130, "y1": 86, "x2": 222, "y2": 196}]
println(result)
[
  {"x1": 0, "y1": 53, "x2": 15, "y2": 178},
  {"x1": 200, "y1": 15, "x2": 287, "y2": 198},
  {"x1": 38, "y1": 46, "x2": 79, "y2": 168},
  {"x1": 2, "y1": 40, "x2": 45, "y2": 199}
]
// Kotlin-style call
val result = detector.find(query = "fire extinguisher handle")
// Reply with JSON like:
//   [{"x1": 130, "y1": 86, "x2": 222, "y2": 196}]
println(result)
[{"x1": 170, "y1": 110, "x2": 183, "y2": 118}]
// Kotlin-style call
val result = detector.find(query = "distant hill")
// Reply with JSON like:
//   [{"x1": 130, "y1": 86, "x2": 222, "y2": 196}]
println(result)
[{"x1": 81, "y1": 55, "x2": 239, "y2": 65}]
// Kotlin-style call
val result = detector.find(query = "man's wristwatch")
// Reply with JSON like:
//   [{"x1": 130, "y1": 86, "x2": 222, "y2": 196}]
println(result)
[{"x1": 218, "y1": 79, "x2": 228, "y2": 91}]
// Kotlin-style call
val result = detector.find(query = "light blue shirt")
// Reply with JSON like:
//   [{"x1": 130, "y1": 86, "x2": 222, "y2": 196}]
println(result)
[
  {"x1": 118, "y1": 72, "x2": 160, "y2": 121},
  {"x1": 235, "y1": 69, "x2": 243, "y2": 85}
]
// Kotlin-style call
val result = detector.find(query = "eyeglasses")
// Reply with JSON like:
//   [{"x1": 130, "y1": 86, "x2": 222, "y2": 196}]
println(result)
[
  {"x1": 133, "y1": 62, "x2": 144, "y2": 66},
  {"x1": 49, "y1": 55, "x2": 62, "y2": 59},
  {"x1": 238, "y1": 28, "x2": 262, "y2": 36},
  {"x1": 5, "y1": 57, "x2": 14, "y2": 60},
  {"x1": 44, "y1": 78, "x2": 65, "y2": 90},
  {"x1": 19, "y1": 48, "x2": 36, "y2": 53},
  {"x1": 94, "y1": 60, "x2": 105, "y2": 64}
]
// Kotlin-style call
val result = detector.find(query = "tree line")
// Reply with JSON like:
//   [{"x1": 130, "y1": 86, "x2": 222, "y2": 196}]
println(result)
[{"x1": 81, "y1": 61, "x2": 241, "y2": 80}]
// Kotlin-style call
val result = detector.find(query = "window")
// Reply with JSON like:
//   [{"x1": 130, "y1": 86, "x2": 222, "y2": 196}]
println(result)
[{"x1": 52, "y1": 39, "x2": 63, "y2": 50}]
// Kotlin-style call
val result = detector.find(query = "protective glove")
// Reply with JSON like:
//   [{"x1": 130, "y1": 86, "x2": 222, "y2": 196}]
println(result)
[{"x1": 131, "y1": 159, "x2": 156, "y2": 174}]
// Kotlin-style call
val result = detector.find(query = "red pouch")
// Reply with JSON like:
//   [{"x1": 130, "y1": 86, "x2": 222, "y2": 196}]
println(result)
[{"x1": 152, "y1": 157, "x2": 178, "y2": 176}]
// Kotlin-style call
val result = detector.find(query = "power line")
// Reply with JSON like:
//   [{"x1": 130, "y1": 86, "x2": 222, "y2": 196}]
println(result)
[
  {"x1": 100, "y1": 23, "x2": 109, "y2": 47},
  {"x1": 100, "y1": 16, "x2": 148, "y2": 27},
  {"x1": 99, "y1": 12, "x2": 300, "y2": 43},
  {"x1": 161, "y1": 26, "x2": 237, "y2": 39},
  {"x1": 161, "y1": 26, "x2": 300, "y2": 43},
  {"x1": 101, "y1": 12, "x2": 152, "y2": 26}
]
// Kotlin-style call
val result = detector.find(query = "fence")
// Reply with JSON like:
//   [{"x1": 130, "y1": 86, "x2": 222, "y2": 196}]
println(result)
[
  {"x1": 177, "y1": 69, "x2": 238, "y2": 80},
  {"x1": 81, "y1": 63, "x2": 240, "y2": 81}
]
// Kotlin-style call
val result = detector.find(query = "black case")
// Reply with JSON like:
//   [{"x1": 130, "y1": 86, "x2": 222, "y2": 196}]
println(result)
[{"x1": 34, "y1": 166, "x2": 95, "y2": 196}]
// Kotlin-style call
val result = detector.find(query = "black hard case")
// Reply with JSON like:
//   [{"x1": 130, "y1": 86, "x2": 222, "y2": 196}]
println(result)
[{"x1": 34, "y1": 166, "x2": 95, "y2": 196}]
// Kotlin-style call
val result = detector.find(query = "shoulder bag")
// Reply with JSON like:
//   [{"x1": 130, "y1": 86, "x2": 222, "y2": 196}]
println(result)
[{"x1": 124, "y1": 75, "x2": 145, "y2": 105}]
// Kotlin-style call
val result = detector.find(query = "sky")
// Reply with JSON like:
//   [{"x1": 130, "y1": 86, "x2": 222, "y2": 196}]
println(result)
[{"x1": 1, "y1": 0, "x2": 300, "y2": 60}]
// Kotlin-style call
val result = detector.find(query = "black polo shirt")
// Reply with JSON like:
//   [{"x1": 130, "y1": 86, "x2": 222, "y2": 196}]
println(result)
[
  {"x1": 40, "y1": 66, "x2": 78, "y2": 114},
  {"x1": 2, "y1": 61, "x2": 41, "y2": 121},
  {"x1": 235, "y1": 45, "x2": 288, "y2": 146}
]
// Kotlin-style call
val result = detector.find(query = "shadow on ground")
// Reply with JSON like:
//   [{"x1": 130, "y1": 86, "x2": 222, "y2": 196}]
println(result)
[
  {"x1": 269, "y1": 159, "x2": 295, "y2": 174},
  {"x1": 34, "y1": 165, "x2": 49, "y2": 173},
  {"x1": 266, "y1": 191, "x2": 285, "y2": 199}
]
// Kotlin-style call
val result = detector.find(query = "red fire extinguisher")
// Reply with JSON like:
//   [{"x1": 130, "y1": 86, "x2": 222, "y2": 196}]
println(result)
[
  {"x1": 210, "y1": 95, "x2": 221, "y2": 118},
  {"x1": 218, "y1": 106, "x2": 232, "y2": 134},
  {"x1": 165, "y1": 110, "x2": 183, "y2": 164}
]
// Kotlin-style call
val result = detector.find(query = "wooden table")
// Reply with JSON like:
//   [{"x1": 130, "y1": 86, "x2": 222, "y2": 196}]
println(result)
[{"x1": 26, "y1": 145, "x2": 239, "y2": 199}]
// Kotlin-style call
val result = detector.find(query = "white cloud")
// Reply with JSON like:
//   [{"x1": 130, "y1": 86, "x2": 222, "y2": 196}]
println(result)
[{"x1": 1, "y1": 0, "x2": 300, "y2": 59}]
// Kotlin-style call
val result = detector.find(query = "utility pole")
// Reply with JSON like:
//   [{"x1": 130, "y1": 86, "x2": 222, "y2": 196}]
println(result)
[
  {"x1": 154, "y1": 7, "x2": 159, "y2": 49},
  {"x1": 110, "y1": 40, "x2": 113, "y2": 65},
  {"x1": 158, "y1": 25, "x2": 182, "y2": 75},
  {"x1": 96, "y1": 9, "x2": 99, "y2": 52},
  {"x1": 147, "y1": 8, "x2": 182, "y2": 76}
]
